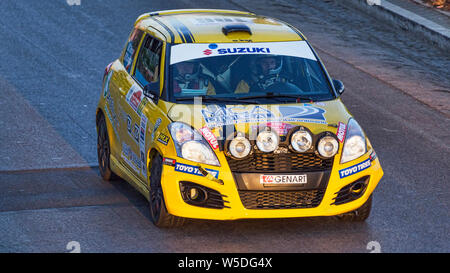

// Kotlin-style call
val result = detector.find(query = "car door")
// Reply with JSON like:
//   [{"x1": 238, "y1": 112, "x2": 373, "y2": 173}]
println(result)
[
  {"x1": 105, "y1": 28, "x2": 144, "y2": 162},
  {"x1": 120, "y1": 33, "x2": 165, "y2": 181}
]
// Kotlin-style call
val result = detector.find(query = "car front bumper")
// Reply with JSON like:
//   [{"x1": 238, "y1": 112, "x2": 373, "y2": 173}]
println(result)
[{"x1": 160, "y1": 152, "x2": 383, "y2": 220}]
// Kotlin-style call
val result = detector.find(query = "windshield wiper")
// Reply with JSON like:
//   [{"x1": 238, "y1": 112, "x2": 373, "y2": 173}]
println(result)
[
  {"x1": 238, "y1": 93, "x2": 314, "y2": 102},
  {"x1": 175, "y1": 96, "x2": 258, "y2": 104}
]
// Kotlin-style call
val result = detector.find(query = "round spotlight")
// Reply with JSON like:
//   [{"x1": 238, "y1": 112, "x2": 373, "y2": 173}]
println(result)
[
  {"x1": 229, "y1": 135, "x2": 251, "y2": 159},
  {"x1": 317, "y1": 136, "x2": 339, "y2": 158},
  {"x1": 185, "y1": 186, "x2": 207, "y2": 203},
  {"x1": 256, "y1": 129, "x2": 279, "y2": 153},
  {"x1": 291, "y1": 129, "x2": 312, "y2": 152},
  {"x1": 189, "y1": 188, "x2": 199, "y2": 200}
]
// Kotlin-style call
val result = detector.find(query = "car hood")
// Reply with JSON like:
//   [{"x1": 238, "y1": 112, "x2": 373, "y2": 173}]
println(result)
[{"x1": 167, "y1": 99, "x2": 352, "y2": 136}]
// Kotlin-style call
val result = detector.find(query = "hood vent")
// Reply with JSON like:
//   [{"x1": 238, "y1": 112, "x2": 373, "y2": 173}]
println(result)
[{"x1": 222, "y1": 24, "x2": 252, "y2": 36}]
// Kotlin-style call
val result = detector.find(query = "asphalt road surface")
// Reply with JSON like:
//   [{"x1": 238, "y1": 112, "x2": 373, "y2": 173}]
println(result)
[{"x1": 0, "y1": 0, "x2": 449, "y2": 253}]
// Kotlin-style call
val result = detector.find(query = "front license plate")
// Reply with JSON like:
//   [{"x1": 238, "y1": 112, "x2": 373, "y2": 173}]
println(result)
[{"x1": 260, "y1": 174, "x2": 307, "y2": 184}]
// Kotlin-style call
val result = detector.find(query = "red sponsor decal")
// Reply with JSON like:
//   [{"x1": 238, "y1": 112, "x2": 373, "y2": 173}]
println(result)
[
  {"x1": 266, "y1": 122, "x2": 294, "y2": 136},
  {"x1": 337, "y1": 122, "x2": 347, "y2": 143},
  {"x1": 260, "y1": 174, "x2": 307, "y2": 184},
  {"x1": 163, "y1": 157, "x2": 176, "y2": 166},
  {"x1": 130, "y1": 90, "x2": 143, "y2": 110},
  {"x1": 261, "y1": 175, "x2": 274, "y2": 183},
  {"x1": 199, "y1": 126, "x2": 219, "y2": 150},
  {"x1": 203, "y1": 49, "x2": 212, "y2": 55}
]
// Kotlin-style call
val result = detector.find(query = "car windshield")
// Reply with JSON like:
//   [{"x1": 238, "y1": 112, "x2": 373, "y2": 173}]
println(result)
[{"x1": 168, "y1": 41, "x2": 334, "y2": 104}]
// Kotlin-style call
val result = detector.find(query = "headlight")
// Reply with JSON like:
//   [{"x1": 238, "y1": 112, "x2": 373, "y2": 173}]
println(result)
[
  {"x1": 169, "y1": 122, "x2": 220, "y2": 166},
  {"x1": 317, "y1": 135, "x2": 339, "y2": 158},
  {"x1": 181, "y1": 141, "x2": 218, "y2": 166},
  {"x1": 256, "y1": 129, "x2": 279, "y2": 153},
  {"x1": 340, "y1": 119, "x2": 367, "y2": 163},
  {"x1": 291, "y1": 129, "x2": 312, "y2": 152},
  {"x1": 229, "y1": 134, "x2": 251, "y2": 159}
]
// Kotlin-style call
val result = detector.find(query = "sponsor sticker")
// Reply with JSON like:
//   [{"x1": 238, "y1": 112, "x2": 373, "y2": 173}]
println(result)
[
  {"x1": 191, "y1": 17, "x2": 254, "y2": 26},
  {"x1": 163, "y1": 157, "x2": 176, "y2": 166},
  {"x1": 339, "y1": 159, "x2": 371, "y2": 179},
  {"x1": 266, "y1": 122, "x2": 295, "y2": 136},
  {"x1": 337, "y1": 122, "x2": 347, "y2": 143},
  {"x1": 133, "y1": 123, "x2": 139, "y2": 142},
  {"x1": 170, "y1": 41, "x2": 317, "y2": 64},
  {"x1": 137, "y1": 97, "x2": 149, "y2": 117},
  {"x1": 121, "y1": 142, "x2": 141, "y2": 172},
  {"x1": 203, "y1": 49, "x2": 212, "y2": 55},
  {"x1": 125, "y1": 83, "x2": 143, "y2": 113},
  {"x1": 103, "y1": 91, "x2": 120, "y2": 138},
  {"x1": 369, "y1": 150, "x2": 377, "y2": 161},
  {"x1": 152, "y1": 118, "x2": 162, "y2": 140},
  {"x1": 278, "y1": 104, "x2": 326, "y2": 123},
  {"x1": 201, "y1": 105, "x2": 327, "y2": 128},
  {"x1": 199, "y1": 126, "x2": 219, "y2": 150},
  {"x1": 126, "y1": 115, "x2": 132, "y2": 134},
  {"x1": 139, "y1": 116, "x2": 147, "y2": 145},
  {"x1": 260, "y1": 174, "x2": 307, "y2": 184},
  {"x1": 174, "y1": 162, "x2": 219, "y2": 179},
  {"x1": 157, "y1": 133, "x2": 170, "y2": 145},
  {"x1": 215, "y1": 47, "x2": 271, "y2": 55},
  {"x1": 201, "y1": 105, "x2": 275, "y2": 127},
  {"x1": 126, "y1": 116, "x2": 139, "y2": 144},
  {"x1": 104, "y1": 106, "x2": 119, "y2": 138},
  {"x1": 139, "y1": 115, "x2": 148, "y2": 175}
]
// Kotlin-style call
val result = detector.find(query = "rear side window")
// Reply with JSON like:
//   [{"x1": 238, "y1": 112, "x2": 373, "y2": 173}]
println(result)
[
  {"x1": 123, "y1": 29, "x2": 144, "y2": 73},
  {"x1": 134, "y1": 35, "x2": 163, "y2": 87}
]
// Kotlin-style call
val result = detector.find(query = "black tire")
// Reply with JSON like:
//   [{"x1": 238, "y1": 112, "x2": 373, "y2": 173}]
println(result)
[
  {"x1": 149, "y1": 154, "x2": 185, "y2": 228},
  {"x1": 97, "y1": 114, "x2": 118, "y2": 181},
  {"x1": 336, "y1": 195, "x2": 373, "y2": 222}
]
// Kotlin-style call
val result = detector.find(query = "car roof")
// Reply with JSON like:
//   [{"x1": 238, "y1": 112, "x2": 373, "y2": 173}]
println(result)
[{"x1": 135, "y1": 9, "x2": 305, "y2": 44}]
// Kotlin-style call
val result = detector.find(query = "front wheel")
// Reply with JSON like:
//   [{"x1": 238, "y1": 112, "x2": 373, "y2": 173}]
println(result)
[
  {"x1": 336, "y1": 195, "x2": 373, "y2": 222},
  {"x1": 149, "y1": 154, "x2": 185, "y2": 228},
  {"x1": 97, "y1": 114, "x2": 118, "y2": 181}
]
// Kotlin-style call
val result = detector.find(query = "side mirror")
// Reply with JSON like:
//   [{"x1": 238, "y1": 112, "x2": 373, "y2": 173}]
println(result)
[
  {"x1": 332, "y1": 79, "x2": 345, "y2": 95},
  {"x1": 143, "y1": 82, "x2": 160, "y2": 104}
]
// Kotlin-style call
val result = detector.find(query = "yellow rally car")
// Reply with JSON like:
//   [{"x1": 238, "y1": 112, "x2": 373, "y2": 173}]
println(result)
[{"x1": 96, "y1": 9, "x2": 383, "y2": 227}]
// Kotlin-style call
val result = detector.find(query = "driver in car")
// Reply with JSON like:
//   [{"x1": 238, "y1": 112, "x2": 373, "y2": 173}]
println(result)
[
  {"x1": 234, "y1": 55, "x2": 283, "y2": 94},
  {"x1": 173, "y1": 61, "x2": 215, "y2": 94},
  {"x1": 174, "y1": 56, "x2": 285, "y2": 95}
]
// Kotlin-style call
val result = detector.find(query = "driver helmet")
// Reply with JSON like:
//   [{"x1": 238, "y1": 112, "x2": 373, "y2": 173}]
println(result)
[
  {"x1": 253, "y1": 55, "x2": 283, "y2": 78},
  {"x1": 174, "y1": 60, "x2": 200, "y2": 83}
]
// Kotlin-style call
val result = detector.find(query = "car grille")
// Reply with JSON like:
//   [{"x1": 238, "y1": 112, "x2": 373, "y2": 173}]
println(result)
[
  {"x1": 226, "y1": 152, "x2": 333, "y2": 173},
  {"x1": 238, "y1": 189, "x2": 325, "y2": 209}
]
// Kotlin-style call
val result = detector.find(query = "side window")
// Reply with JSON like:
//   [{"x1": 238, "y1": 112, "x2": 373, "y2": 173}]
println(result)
[
  {"x1": 134, "y1": 35, "x2": 163, "y2": 87},
  {"x1": 123, "y1": 29, "x2": 144, "y2": 73}
]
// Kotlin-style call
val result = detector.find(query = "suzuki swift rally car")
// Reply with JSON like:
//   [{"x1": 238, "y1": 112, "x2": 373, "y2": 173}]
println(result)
[{"x1": 96, "y1": 9, "x2": 383, "y2": 227}]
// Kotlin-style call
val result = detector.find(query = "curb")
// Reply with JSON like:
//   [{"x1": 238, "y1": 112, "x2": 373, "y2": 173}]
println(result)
[
  {"x1": 0, "y1": 163, "x2": 99, "y2": 174},
  {"x1": 339, "y1": 0, "x2": 450, "y2": 51}
]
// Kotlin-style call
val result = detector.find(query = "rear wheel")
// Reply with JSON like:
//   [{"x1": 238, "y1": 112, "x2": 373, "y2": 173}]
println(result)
[
  {"x1": 149, "y1": 154, "x2": 185, "y2": 228},
  {"x1": 97, "y1": 114, "x2": 118, "y2": 181},
  {"x1": 336, "y1": 195, "x2": 372, "y2": 222}
]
